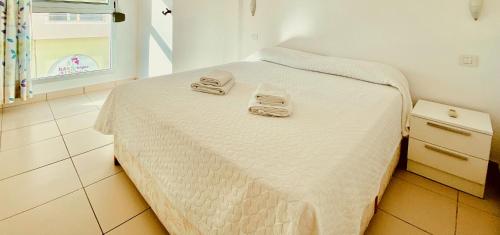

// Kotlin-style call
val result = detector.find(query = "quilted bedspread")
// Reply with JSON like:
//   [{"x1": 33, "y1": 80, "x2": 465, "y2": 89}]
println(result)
[{"x1": 95, "y1": 48, "x2": 409, "y2": 235}]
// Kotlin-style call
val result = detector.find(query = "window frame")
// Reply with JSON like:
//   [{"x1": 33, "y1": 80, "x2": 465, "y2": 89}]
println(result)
[
  {"x1": 33, "y1": 0, "x2": 114, "y2": 14},
  {"x1": 32, "y1": 0, "x2": 115, "y2": 83}
]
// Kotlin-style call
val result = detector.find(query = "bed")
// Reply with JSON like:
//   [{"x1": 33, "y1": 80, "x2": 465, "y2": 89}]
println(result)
[{"x1": 95, "y1": 47, "x2": 413, "y2": 235}]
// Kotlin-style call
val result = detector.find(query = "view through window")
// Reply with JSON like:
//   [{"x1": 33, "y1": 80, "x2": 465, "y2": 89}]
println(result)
[{"x1": 31, "y1": 13, "x2": 112, "y2": 80}]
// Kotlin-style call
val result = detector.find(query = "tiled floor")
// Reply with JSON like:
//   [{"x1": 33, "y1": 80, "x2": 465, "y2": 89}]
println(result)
[
  {"x1": 0, "y1": 89, "x2": 499, "y2": 235},
  {"x1": 367, "y1": 167, "x2": 500, "y2": 235},
  {"x1": 0, "y1": 89, "x2": 168, "y2": 235}
]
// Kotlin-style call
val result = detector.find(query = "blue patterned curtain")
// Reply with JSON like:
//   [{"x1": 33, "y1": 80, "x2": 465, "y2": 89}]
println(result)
[{"x1": 0, "y1": 0, "x2": 32, "y2": 104}]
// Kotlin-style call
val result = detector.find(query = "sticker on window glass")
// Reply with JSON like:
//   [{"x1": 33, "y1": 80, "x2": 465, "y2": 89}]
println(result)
[{"x1": 48, "y1": 55, "x2": 99, "y2": 77}]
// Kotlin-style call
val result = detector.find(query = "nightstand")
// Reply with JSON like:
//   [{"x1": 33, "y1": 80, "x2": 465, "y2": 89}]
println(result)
[{"x1": 407, "y1": 100, "x2": 493, "y2": 198}]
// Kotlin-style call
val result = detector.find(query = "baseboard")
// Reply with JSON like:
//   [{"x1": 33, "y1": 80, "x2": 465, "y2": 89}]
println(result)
[{"x1": 1, "y1": 78, "x2": 136, "y2": 109}]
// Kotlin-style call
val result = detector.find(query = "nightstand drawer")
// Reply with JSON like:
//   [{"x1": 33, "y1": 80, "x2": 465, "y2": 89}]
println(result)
[
  {"x1": 408, "y1": 138, "x2": 488, "y2": 184},
  {"x1": 410, "y1": 116, "x2": 492, "y2": 160}
]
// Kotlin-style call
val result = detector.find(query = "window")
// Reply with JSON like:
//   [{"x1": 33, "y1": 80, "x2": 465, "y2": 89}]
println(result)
[
  {"x1": 33, "y1": 0, "x2": 113, "y2": 14},
  {"x1": 32, "y1": 0, "x2": 114, "y2": 81},
  {"x1": 45, "y1": 13, "x2": 106, "y2": 23},
  {"x1": 47, "y1": 13, "x2": 74, "y2": 22},
  {"x1": 78, "y1": 14, "x2": 106, "y2": 23}
]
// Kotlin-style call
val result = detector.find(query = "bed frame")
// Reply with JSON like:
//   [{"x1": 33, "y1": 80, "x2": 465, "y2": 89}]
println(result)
[
  {"x1": 113, "y1": 140, "x2": 403, "y2": 235},
  {"x1": 359, "y1": 143, "x2": 402, "y2": 233}
]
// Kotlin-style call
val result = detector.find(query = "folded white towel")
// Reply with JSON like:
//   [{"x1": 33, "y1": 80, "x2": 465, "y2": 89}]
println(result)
[
  {"x1": 253, "y1": 83, "x2": 290, "y2": 106},
  {"x1": 191, "y1": 79, "x2": 235, "y2": 95},
  {"x1": 200, "y1": 70, "x2": 234, "y2": 87},
  {"x1": 248, "y1": 97, "x2": 292, "y2": 117}
]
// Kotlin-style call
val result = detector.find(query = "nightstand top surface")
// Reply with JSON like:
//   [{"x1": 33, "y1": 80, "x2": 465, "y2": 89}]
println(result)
[{"x1": 412, "y1": 100, "x2": 493, "y2": 135}]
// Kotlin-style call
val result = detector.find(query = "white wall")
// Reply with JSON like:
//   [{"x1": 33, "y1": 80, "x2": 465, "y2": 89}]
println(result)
[
  {"x1": 137, "y1": 0, "x2": 173, "y2": 78},
  {"x1": 238, "y1": 0, "x2": 500, "y2": 162},
  {"x1": 34, "y1": 0, "x2": 138, "y2": 93},
  {"x1": 136, "y1": 0, "x2": 239, "y2": 77},
  {"x1": 172, "y1": 0, "x2": 239, "y2": 72}
]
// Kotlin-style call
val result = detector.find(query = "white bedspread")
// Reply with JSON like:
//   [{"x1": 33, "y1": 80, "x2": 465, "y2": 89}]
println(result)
[
  {"x1": 250, "y1": 47, "x2": 413, "y2": 136},
  {"x1": 96, "y1": 49, "x2": 409, "y2": 235}
]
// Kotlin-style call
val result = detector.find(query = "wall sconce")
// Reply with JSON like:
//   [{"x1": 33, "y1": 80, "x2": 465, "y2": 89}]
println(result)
[
  {"x1": 250, "y1": 0, "x2": 256, "y2": 16},
  {"x1": 469, "y1": 0, "x2": 484, "y2": 21}
]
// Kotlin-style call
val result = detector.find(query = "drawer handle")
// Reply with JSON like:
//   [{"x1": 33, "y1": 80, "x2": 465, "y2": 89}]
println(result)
[
  {"x1": 425, "y1": 145, "x2": 469, "y2": 161},
  {"x1": 426, "y1": 122, "x2": 471, "y2": 136}
]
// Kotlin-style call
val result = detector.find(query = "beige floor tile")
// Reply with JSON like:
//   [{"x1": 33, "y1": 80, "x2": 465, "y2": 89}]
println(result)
[
  {"x1": 0, "y1": 190, "x2": 101, "y2": 235},
  {"x1": 2, "y1": 102, "x2": 54, "y2": 131},
  {"x1": 366, "y1": 210, "x2": 429, "y2": 235},
  {"x1": 86, "y1": 172, "x2": 148, "y2": 232},
  {"x1": 394, "y1": 170, "x2": 458, "y2": 200},
  {"x1": 106, "y1": 209, "x2": 168, "y2": 235},
  {"x1": 458, "y1": 177, "x2": 500, "y2": 217},
  {"x1": 86, "y1": 89, "x2": 112, "y2": 108},
  {"x1": 47, "y1": 88, "x2": 84, "y2": 100},
  {"x1": 114, "y1": 79, "x2": 136, "y2": 87},
  {"x1": 56, "y1": 110, "x2": 100, "y2": 135},
  {"x1": 379, "y1": 178, "x2": 457, "y2": 235},
  {"x1": 456, "y1": 204, "x2": 500, "y2": 235},
  {"x1": 1, "y1": 121, "x2": 61, "y2": 151},
  {"x1": 49, "y1": 95, "x2": 98, "y2": 119},
  {"x1": 0, "y1": 160, "x2": 81, "y2": 220},
  {"x1": 459, "y1": 192, "x2": 500, "y2": 217},
  {"x1": 0, "y1": 137, "x2": 69, "y2": 180},
  {"x1": 73, "y1": 145, "x2": 122, "y2": 186},
  {"x1": 64, "y1": 128, "x2": 113, "y2": 156}
]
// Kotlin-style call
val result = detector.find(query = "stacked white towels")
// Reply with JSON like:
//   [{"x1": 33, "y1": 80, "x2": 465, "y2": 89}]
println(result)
[
  {"x1": 248, "y1": 83, "x2": 292, "y2": 117},
  {"x1": 191, "y1": 70, "x2": 235, "y2": 95}
]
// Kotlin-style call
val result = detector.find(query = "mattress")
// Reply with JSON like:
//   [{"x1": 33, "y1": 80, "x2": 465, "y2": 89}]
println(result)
[{"x1": 96, "y1": 48, "x2": 411, "y2": 235}]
